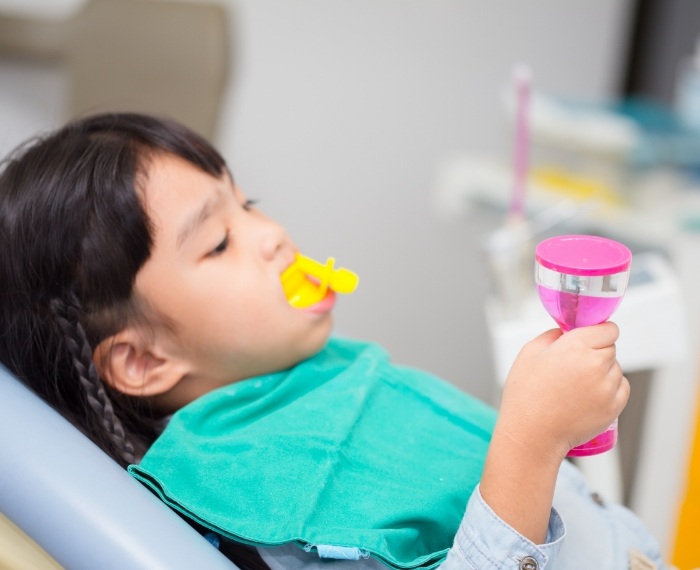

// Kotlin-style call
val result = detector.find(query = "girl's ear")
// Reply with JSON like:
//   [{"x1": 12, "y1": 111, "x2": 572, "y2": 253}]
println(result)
[{"x1": 93, "y1": 328, "x2": 188, "y2": 397}]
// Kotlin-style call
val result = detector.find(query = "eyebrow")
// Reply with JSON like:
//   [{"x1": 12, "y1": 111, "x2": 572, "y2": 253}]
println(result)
[{"x1": 176, "y1": 192, "x2": 221, "y2": 250}]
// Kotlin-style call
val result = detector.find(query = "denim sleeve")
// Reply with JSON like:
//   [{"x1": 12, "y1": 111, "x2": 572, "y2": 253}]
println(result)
[{"x1": 438, "y1": 485, "x2": 566, "y2": 570}]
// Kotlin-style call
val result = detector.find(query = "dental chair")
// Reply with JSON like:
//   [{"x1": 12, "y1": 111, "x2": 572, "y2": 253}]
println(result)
[{"x1": 0, "y1": 364, "x2": 238, "y2": 570}]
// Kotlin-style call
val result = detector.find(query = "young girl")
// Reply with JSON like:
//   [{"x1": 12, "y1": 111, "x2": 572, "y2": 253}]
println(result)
[{"x1": 0, "y1": 113, "x2": 667, "y2": 570}]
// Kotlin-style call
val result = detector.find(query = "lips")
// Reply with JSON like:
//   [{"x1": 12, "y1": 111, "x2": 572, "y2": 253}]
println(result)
[{"x1": 300, "y1": 289, "x2": 336, "y2": 314}]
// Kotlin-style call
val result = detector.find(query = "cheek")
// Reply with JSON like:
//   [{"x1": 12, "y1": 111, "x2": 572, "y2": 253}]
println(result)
[
  {"x1": 195, "y1": 281, "x2": 280, "y2": 335},
  {"x1": 139, "y1": 258, "x2": 288, "y2": 338}
]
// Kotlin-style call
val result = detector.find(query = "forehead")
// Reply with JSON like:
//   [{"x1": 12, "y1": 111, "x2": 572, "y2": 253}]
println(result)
[
  {"x1": 140, "y1": 153, "x2": 227, "y2": 240},
  {"x1": 143, "y1": 152, "x2": 211, "y2": 194}
]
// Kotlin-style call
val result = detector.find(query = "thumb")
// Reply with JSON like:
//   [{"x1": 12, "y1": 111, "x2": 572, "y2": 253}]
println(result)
[{"x1": 523, "y1": 328, "x2": 563, "y2": 353}]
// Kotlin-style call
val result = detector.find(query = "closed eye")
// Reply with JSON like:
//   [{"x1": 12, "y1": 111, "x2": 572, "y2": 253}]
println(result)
[{"x1": 208, "y1": 231, "x2": 230, "y2": 257}]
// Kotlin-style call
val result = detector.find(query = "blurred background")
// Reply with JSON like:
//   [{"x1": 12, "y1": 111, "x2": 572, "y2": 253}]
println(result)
[{"x1": 2, "y1": 0, "x2": 700, "y2": 566}]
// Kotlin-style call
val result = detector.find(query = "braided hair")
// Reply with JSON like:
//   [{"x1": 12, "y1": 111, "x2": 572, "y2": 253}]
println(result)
[
  {"x1": 49, "y1": 292, "x2": 137, "y2": 465},
  {"x1": 0, "y1": 112, "x2": 274, "y2": 570},
  {"x1": 0, "y1": 113, "x2": 226, "y2": 467}
]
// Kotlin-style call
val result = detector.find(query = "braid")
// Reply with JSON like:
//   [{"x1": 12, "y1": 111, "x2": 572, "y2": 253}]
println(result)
[
  {"x1": 0, "y1": 112, "x2": 227, "y2": 466},
  {"x1": 50, "y1": 292, "x2": 137, "y2": 466}
]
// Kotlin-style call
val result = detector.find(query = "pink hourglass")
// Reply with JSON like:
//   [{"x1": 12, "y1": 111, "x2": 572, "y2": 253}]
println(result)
[{"x1": 535, "y1": 235, "x2": 632, "y2": 456}]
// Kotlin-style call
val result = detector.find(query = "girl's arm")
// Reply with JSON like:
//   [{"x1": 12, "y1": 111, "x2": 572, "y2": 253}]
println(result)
[{"x1": 480, "y1": 322, "x2": 628, "y2": 544}]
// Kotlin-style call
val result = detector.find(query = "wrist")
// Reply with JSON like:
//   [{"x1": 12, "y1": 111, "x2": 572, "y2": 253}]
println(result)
[
  {"x1": 493, "y1": 411, "x2": 572, "y2": 464},
  {"x1": 490, "y1": 421, "x2": 565, "y2": 472},
  {"x1": 480, "y1": 424, "x2": 563, "y2": 544}
]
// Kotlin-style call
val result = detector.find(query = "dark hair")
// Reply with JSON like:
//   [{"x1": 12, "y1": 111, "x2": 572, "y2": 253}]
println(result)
[
  {"x1": 0, "y1": 114, "x2": 272, "y2": 570},
  {"x1": 0, "y1": 112, "x2": 227, "y2": 466}
]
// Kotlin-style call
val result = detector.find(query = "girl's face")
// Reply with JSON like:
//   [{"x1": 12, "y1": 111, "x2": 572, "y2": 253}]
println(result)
[{"x1": 134, "y1": 153, "x2": 334, "y2": 403}]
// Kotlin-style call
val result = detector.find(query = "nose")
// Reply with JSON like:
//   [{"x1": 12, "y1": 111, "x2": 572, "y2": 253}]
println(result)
[{"x1": 257, "y1": 212, "x2": 292, "y2": 262}]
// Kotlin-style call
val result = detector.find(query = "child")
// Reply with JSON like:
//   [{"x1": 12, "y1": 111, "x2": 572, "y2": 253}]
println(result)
[{"x1": 0, "y1": 113, "x2": 667, "y2": 570}]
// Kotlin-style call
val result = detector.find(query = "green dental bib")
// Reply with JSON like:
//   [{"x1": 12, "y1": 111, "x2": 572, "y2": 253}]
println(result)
[{"x1": 128, "y1": 338, "x2": 496, "y2": 569}]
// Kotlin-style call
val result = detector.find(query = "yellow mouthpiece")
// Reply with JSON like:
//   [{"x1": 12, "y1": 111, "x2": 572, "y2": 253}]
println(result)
[{"x1": 281, "y1": 254, "x2": 359, "y2": 308}]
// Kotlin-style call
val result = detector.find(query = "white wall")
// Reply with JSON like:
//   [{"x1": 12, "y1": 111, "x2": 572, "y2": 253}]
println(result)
[{"x1": 217, "y1": 0, "x2": 634, "y2": 401}]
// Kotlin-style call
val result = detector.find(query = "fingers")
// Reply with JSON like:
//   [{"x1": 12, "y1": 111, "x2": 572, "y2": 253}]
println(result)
[
  {"x1": 525, "y1": 327, "x2": 563, "y2": 352},
  {"x1": 618, "y1": 374, "x2": 631, "y2": 410},
  {"x1": 593, "y1": 342, "x2": 616, "y2": 368},
  {"x1": 609, "y1": 360, "x2": 630, "y2": 413},
  {"x1": 528, "y1": 321, "x2": 619, "y2": 353},
  {"x1": 575, "y1": 321, "x2": 620, "y2": 349}
]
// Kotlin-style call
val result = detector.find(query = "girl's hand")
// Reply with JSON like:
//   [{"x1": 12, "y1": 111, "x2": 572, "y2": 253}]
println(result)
[
  {"x1": 496, "y1": 321, "x2": 629, "y2": 462},
  {"x1": 480, "y1": 322, "x2": 628, "y2": 544}
]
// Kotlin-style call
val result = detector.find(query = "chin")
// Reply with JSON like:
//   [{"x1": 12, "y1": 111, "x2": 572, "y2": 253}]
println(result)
[{"x1": 300, "y1": 320, "x2": 334, "y2": 359}]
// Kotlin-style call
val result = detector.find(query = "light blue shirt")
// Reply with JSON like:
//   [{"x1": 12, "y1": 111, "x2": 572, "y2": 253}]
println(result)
[{"x1": 258, "y1": 460, "x2": 667, "y2": 570}]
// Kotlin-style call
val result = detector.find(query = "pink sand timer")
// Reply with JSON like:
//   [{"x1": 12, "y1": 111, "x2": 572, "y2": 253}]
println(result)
[{"x1": 535, "y1": 235, "x2": 632, "y2": 456}]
